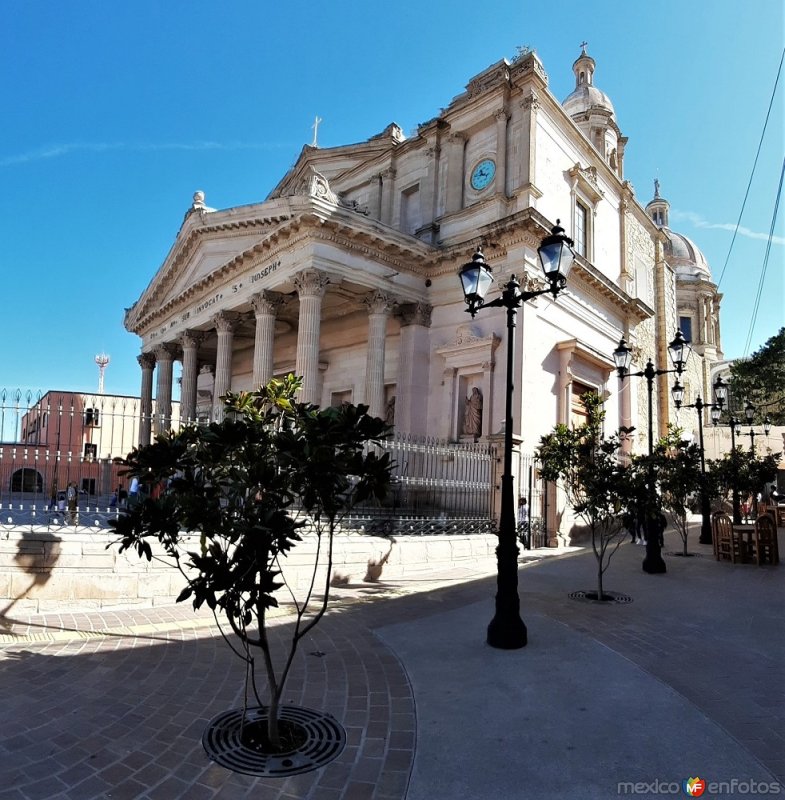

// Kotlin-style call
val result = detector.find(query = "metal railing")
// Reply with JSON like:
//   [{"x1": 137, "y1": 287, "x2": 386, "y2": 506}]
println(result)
[{"x1": 1, "y1": 391, "x2": 496, "y2": 534}]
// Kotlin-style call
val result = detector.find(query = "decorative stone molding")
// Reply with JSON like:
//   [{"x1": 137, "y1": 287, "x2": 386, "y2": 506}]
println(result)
[
  {"x1": 520, "y1": 90, "x2": 541, "y2": 112},
  {"x1": 568, "y1": 163, "x2": 604, "y2": 204},
  {"x1": 211, "y1": 311, "x2": 239, "y2": 333},
  {"x1": 137, "y1": 352, "x2": 156, "y2": 370},
  {"x1": 250, "y1": 290, "x2": 284, "y2": 317},
  {"x1": 294, "y1": 269, "x2": 330, "y2": 299},
  {"x1": 396, "y1": 302, "x2": 432, "y2": 328},
  {"x1": 363, "y1": 290, "x2": 396, "y2": 316},
  {"x1": 153, "y1": 343, "x2": 177, "y2": 361},
  {"x1": 179, "y1": 330, "x2": 205, "y2": 350},
  {"x1": 494, "y1": 108, "x2": 510, "y2": 123},
  {"x1": 298, "y1": 167, "x2": 338, "y2": 204}
]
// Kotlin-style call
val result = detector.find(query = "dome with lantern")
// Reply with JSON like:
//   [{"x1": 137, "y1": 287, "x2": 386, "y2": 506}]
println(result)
[{"x1": 645, "y1": 180, "x2": 713, "y2": 282}]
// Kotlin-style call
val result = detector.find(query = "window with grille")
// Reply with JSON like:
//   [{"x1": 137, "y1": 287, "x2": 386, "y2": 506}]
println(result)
[{"x1": 574, "y1": 201, "x2": 588, "y2": 258}]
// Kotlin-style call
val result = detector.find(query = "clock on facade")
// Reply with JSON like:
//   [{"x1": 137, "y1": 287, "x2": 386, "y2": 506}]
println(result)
[{"x1": 470, "y1": 159, "x2": 496, "y2": 191}]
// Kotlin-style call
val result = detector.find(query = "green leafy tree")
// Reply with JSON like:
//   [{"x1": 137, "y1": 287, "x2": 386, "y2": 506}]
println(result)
[
  {"x1": 647, "y1": 427, "x2": 705, "y2": 556},
  {"x1": 727, "y1": 327, "x2": 785, "y2": 424},
  {"x1": 708, "y1": 448, "x2": 780, "y2": 518},
  {"x1": 536, "y1": 392, "x2": 633, "y2": 601},
  {"x1": 110, "y1": 375, "x2": 391, "y2": 749}
]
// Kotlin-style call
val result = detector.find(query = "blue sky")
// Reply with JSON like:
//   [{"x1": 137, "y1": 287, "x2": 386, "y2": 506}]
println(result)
[{"x1": 1, "y1": 0, "x2": 783, "y2": 397}]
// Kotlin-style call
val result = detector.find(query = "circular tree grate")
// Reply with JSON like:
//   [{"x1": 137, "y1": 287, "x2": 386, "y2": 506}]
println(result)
[
  {"x1": 568, "y1": 590, "x2": 633, "y2": 604},
  {"x1": 202, "y1": 705, "x2": 346, "y2": 777},
  {"x1": 667, "y1": 551, "x2": 708, "y2": 558}
]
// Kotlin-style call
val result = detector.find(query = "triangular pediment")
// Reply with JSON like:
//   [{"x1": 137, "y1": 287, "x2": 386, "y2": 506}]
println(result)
[{"x1": 268, "y1": 123, "x2": 405, "y2": 200}]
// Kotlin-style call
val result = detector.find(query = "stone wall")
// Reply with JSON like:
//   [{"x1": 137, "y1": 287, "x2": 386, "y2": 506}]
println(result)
[{"x1": 0, "y1": 528, "x2": 499, "y2": 615}]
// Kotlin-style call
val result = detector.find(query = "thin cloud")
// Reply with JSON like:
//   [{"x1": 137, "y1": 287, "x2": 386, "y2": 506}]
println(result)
[
  {"x1": 0, "y1": 140, "x2": 292, "y2": 167},
  {"x1": 672, "y1": 210, "x2": 784, "y2": 246}
]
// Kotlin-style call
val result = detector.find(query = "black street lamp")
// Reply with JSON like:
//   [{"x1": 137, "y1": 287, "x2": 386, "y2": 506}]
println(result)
[
  {"x1": 458, "y1": 221, "x2": 575, "y2": 649},
  {"x1": 672, "y1": 387, "x2": 714, "y2": 545},
  {"x1": 612, "y1": 330, "x2": 691, "y2": 574},
  {"x1": 741, "y1": 401, "x2": 771, "y2": 452},
  {"x1": 712, "y1": 375, "x2": 742, "y2": 525}
]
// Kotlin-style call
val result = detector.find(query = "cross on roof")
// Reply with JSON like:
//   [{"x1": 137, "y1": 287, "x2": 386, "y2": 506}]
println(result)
[
  {"x1": 580, "y1": 41, "x2": 588, "y2": 54},
  {"x1": 311, "y1": 116, "x2": 323, "y2": 148}
]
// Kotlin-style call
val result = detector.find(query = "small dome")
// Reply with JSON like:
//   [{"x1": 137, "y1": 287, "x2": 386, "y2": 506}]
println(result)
[
  {"x1": 662, "y1": 229, "x2": 712, "y2": 280},
  {"x1": 562, "y1": 47, "x2": 616, "y2": 120}
]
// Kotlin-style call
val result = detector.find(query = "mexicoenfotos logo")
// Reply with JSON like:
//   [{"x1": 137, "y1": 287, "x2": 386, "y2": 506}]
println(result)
[{"x1": 683, "y1": 777, "x2": 706, "y2": 797}]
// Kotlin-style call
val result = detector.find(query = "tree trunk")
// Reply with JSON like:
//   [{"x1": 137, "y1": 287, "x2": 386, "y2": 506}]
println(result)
[
  {"x1": 267, "y1": 691, "x2": 281, "y2": 748},
  {"x1": 597, "y1": 559, "x2": 604, "y2": 601}
]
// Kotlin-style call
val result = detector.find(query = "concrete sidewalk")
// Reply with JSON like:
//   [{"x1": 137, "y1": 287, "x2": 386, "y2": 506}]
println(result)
[{"x1": 0, "y1": 528, "x2": 782, "y2": 799}]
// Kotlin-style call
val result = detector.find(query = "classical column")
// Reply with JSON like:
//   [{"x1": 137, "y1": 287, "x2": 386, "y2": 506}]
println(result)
[
  {"x1": 363, "y1": 291, "x2": 395, "y2": 419},
  {"x1": 395, "y1": 303, "x2": 432, "y2": 436},
  {"x1": 137, "y1": 352, "x2": 155, "y2": 446},
  {"x1": 294, "y1": 269, "x2": 329, "y2": 404},
  {"x1": 445, "y1": 133, "x2": 466, "y2": 214},
  {"x1": 494, "y1": 108, "x2": 509, "y2": 197},
  {"x1": 251, "y1": 291, "x2": 283, "y2": 388},
  {"x1": 211, "y1": 312, "x2": 238, "y2": 421},
  {"x1": 153, "y1": 344, "x2": 176, "y2": 434},
  {"x1": 178, "y1": 331, "x2": 204, "y2": 424}
]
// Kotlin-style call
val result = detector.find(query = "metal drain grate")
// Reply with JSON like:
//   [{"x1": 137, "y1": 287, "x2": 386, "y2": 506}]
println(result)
[
  {"x1": 568, "y1": 590, "x2": 633, "y2": 604},
  {"x1": 667, "y1": 551, "x2": 707, "y2": 558},
  {"x1": 202, "y1": 705, "x2": 346, "y2": 777}
]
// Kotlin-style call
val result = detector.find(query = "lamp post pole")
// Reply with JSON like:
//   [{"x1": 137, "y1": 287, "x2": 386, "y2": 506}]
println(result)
[
  {"x1": 458, "y1": 222, "x2": 574, "y2": 649},
  {"x1": 613, "y1": 331, "x2": 691, "y2": 574},
  {"x1": 672, "y1": 390, "x2": 713, "y2": 545},
  {"x1": 711, "y1": 375, "x2": 742, "y2": 525}
]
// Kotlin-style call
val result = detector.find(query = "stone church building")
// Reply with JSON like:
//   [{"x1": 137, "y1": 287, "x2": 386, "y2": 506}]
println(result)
[{"x1": 124, "y1": 47, "x2": 723, "y2": 536}]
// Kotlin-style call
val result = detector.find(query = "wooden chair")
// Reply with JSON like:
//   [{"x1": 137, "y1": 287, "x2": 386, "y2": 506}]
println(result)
[
  {"x1": 714, "y1": 513, "x2": 736, "y2": 563},
  {"x1": 752, "y1": 514, "x2": 780, "y2": 565}
]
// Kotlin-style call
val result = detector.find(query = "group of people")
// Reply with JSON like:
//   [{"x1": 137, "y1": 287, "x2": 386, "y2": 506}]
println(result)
[{"x1": 48, "y1": 481, "x2": 79, "y2": 524}]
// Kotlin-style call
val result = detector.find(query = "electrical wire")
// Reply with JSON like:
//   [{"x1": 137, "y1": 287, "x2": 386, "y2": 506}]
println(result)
[
  {"x1": 742, "y1": 155, "x2": 785, "y2": 356},
  {"x1": 717, "y1": 47, "x2": 785, "y2": 290}
]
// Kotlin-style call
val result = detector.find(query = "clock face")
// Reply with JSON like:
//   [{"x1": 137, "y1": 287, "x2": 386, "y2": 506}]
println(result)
[{"x1": 470, "y1": 159, "x2": 496, "y2": 191}]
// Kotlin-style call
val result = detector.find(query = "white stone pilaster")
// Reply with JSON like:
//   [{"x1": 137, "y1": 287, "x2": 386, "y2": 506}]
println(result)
[
  {"x1": 445, "y1": 133, "x2": 465, "y2": 214},
  {"x1": 363, "y1": 291, "x2": 395, "y2": 419},
  {"x1": 380, "y1": 168, "x2": 396, "y2": 226},
  {"x1": 494, "y1": 109, "x2": 508, "y2": 197},
  {"x1": 294, "y1": 269, "x2": 329, "y2": 404},
  {"x1": 395, "y1": 303, "x2": 432, "y2": 436}
]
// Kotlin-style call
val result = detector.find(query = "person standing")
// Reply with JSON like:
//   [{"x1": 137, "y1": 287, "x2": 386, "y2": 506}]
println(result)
[
  {"x1": 517, "y1": 496, "x2": 530, "y2": 549},
  {"x1": 66, "y1": 481, "x2": 78, "y2": 525},
  {"x1": 128, "y1": 476, "x2": 140, "y2": 509}
]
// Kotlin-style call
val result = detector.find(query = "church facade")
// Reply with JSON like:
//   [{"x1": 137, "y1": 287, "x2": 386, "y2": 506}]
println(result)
[{"x1": 124, "y1": 47, "x2": 723, "y2": 537}]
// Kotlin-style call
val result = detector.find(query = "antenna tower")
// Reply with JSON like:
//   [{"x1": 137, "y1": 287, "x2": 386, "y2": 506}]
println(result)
[{"x1": 95, "y1": 353, "x2": 110, "y2": 394}]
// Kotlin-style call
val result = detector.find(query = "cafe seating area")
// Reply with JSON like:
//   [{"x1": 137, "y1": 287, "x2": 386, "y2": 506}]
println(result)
[{"x1": 713, "y1": 511, "x2": 780, "y2": 566}]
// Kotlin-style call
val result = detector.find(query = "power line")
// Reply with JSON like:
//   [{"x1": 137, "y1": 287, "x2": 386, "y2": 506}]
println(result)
[
  {"x1": 743, "y1": 155, "x2": 785, "y2": 356},
  {"x1": 717, "y1": 47, "x2": 785, "y2": 290}
]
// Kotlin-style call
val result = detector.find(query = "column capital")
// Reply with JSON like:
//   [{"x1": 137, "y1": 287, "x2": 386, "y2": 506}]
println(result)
[
  {"x1": 294, "y1": 269, "x2": 330, "y2": 299},
  {"x1": 396, "y1": 302, "x2": 432, "y2": 328},
  {"x1": 251, "y1": 290, "x2": 284, "y2": 317},
  {"x1": 494, "y1": 107, "x2": 510, "y2": 123},
  {"x1": 448, "y1": 131, "x2": 467, "y2": 144},
  {"x1": 521, "y1": 90, "x2": 540, "y2": 112},
  {"x1": 138, "y1": 352, "x2": 156, "y2": 370},
  {"x1": 153, "y1": 343, "x2": 177, "y2": 361},
  {"x1": 179, "y1": 330, "x2": 205, "y2": 349},
  {"x1": 363, "y1": 290, "x2": 396, "y2": 316},
  {"x1": 211, "y1": 310, "x2": 239, "y2": 333}
]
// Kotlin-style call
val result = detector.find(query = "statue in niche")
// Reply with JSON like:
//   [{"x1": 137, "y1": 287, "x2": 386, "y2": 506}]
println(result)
[
  {"x1": 384, "y1": 396, "x2": 396, "y2": 427},
  {"x1": 462, "y1": 387, "x2": 483, "y2": 438}
]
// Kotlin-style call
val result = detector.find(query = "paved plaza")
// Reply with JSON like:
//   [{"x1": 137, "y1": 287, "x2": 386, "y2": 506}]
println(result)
[{"x1": 0, "y1": 527, "x2": 783, "y2": 800}]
